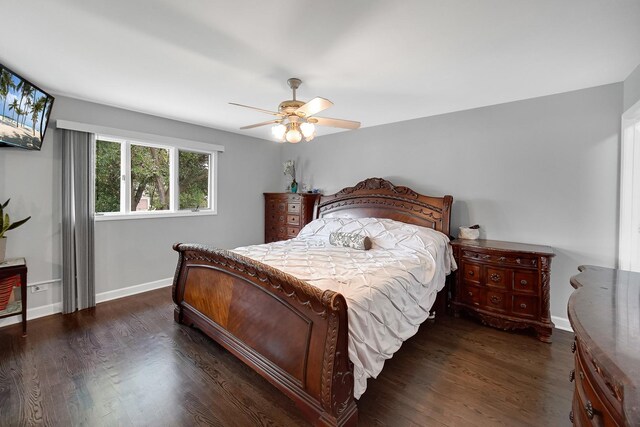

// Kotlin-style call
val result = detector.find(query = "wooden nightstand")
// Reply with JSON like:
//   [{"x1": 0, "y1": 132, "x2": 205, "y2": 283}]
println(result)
[
  {"x1": 450, "y1": 239, "x2": 554, "y2": 342},
  {"x1": 0, "y1": 258, "x2": 28, "y2": 336}
]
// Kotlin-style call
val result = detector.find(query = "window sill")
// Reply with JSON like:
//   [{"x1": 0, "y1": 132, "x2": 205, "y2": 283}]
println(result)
[{"x1": 94, "y1": 210, "x2": 217, "y2": 222}]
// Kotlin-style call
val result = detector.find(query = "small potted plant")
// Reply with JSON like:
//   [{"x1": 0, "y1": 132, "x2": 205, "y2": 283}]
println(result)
[
  {"x1": 0, "y1": 199, "x2": 31, "y2": 263},
  {"x1": 0, "y1": 199, "x2": 30, "y2": 310},
  {"x1": 283, "y1": 160, "x2": 297, "y2": 193}
]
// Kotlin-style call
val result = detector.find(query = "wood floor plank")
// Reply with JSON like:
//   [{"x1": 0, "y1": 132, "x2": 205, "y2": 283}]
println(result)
[{"x1": 0, "y1": 288, "x2": 573, "y2": 426}]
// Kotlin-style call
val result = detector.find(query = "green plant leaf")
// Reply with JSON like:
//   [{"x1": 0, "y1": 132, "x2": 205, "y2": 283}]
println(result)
[
  {"x1": 1, "y1": 199, "x2": 9, "y2": 209},
  {"x1": 7, "y1": 216, "x2": 31, "y2": 231}
]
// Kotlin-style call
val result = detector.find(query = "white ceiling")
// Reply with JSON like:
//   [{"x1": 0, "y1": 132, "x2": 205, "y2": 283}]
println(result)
[{"x1": 3, "y1": 0, "x2": 640, "y2": 140}]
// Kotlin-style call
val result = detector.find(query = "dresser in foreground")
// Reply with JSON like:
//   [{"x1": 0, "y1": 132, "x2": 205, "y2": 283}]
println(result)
[
  {"x1": 568, "y1": 266, "x2": 640, "y2": 427},
  {"x1": 264, "y1": 193, "x2": 320, "y2": 243},
  {"x1": 450, "y1": 239, "x2": 555, "y2": 342}
]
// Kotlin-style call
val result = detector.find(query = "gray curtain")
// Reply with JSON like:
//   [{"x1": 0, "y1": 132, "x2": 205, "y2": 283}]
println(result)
[{"x1": 62, "y1": 129, "x2": 95, "y2": 313}]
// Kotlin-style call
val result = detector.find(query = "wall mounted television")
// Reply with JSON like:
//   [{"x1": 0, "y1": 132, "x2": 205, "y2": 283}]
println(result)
[{"x1": 0, "y1": 63, "x2": 54, "y2": 151}]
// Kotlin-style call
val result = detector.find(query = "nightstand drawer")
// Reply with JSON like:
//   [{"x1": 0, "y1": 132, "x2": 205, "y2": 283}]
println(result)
[
  {"x1": 462, "y1": 263, "x2": 481, "y2": 284},
  {"x1": 485, "y1": 266, "x2": 508, "y2": 289},
  {"x1": 513, "y1": 270, "x2": 537, "y2": 294},
  {"x1": 461, "y1": 250, "x2": 538, "y2": 269},
  {"x1": 511, "y1": 295, "x2": 537, "y2": 318},
  {"x1": 486, "y1": 290, "x2": 508, "y2": 312},
  {"x1": 287, "y1": 227, "x2": 300, "y2": 237},
  {"x1": 461, "y1": 284, "x2": 484, "y2": 307},
  {"x1": 461, "y1": 250, "x2": 492, "y2": 262}
]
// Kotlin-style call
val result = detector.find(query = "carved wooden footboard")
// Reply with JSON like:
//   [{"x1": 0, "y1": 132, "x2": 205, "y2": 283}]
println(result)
[{"x1": 172, "y1": 244, "x2": 357, "y2": 427}]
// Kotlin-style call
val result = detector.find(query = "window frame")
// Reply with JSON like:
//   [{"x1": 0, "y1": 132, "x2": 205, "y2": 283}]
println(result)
[
  {"x1": 619, "y1": 100, "x2": 640, "y2": 271},
  {"x1": 93, "y1": 134, "x2": 218, "y2": 221}
]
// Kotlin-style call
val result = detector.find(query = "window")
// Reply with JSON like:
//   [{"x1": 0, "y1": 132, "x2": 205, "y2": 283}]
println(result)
[
  {"x1": 94, "y1": 135, "x2": 216, "y2": 219},
  {"x1": 179, "y1": 150, "x2": 210, "y2": 210}
]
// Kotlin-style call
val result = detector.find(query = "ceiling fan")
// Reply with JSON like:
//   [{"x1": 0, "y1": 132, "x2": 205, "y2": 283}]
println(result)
[{"x1": 230, "y1": 78, "x2": 360, "y2": 143}]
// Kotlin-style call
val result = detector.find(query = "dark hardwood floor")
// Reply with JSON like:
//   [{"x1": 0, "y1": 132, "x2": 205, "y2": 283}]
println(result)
[{"x1": 0, "y1": 288, "x2": 573, "y2": 426}]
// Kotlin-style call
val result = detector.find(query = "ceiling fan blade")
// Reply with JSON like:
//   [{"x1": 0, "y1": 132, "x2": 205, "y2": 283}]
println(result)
[
  {"x1": 229, "y1": 102, "x2": 283, "y2": 116},
  {"x1": 295, "y1": 97, "x2": 333, "y2": 117},
  {"x1": 240, "y1": 119, "x2": 281, "y2": 130},
  {"x1": 311, "y1": 116, "x2": 361, "y2": 129}
]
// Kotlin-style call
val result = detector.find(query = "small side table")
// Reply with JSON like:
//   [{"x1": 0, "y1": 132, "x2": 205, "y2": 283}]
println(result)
[
  {"x1": 0, "y1": 258, "x2": 28, "y2": 336},
  {"x1": 450, "y1": 239, "x2": 554, "y2": 342}
]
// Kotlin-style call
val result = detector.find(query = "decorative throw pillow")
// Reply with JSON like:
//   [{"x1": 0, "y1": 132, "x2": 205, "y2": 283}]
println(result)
[{"x1": 329, "y1": 232, "x2": 372, "y2": 250}]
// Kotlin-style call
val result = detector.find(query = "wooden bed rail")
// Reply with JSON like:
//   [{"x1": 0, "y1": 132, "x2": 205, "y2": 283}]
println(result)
[{"x1": 172, "y1": 243, "x2": 358, "y2": 427}]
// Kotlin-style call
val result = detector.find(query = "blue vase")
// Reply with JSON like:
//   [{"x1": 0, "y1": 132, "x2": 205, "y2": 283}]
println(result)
[{"x1": 291, "y1": 180, "x2": 298, "y2": 193}]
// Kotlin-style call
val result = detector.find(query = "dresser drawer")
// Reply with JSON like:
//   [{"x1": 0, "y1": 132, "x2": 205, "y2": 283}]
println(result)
[
  {"x1": 462, "y1": 263, "x2": 481, "y2": 284},
  {"x1": 287, "y1": 214, "x2": 300, "y2": 225},
  {"x1": 576, "y1": 340, "x2": 623, "y2": 418},
  {"x1": 287, "y1": 227, "x2": 300, "y2": 238},
  {"x1": 270, "y1": 214, "x2": 286, "y2": 224},
  {"x1": 288, "y1": 194, "x2": 301, "y2": 202},
  {"x1": 575, "y1": 353, "x2": 615, "y2": 426},
  {"x1": 511, "y1": 295, "x2": 537, "y2": 318},
  {"x1": 513, "y1": 270, "x2": 537, "y2": 294},
  {"x1": 485, "y1": 289, "x2": 508, "y2": 312},
  {"x1": 288, "y1": 203, "x2": 301, "y2": 213},
  {"x1": 484, "y1": 266, "x2": 508, "y2": 289}
]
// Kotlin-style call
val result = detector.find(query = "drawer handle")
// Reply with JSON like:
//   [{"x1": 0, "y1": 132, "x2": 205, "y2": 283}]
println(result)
[
  {"x1": 584, "y1": 401, "x2": 594, "y2": 419},
  {"x1": 519, "y1": 303, "x2": 527, "y2": 309},
  {"x1": 490, "y1": 295, "x2": 501, "y2": 304},
  {"x1": 571, "y1": 341, "x2": 576, "y2": 353},
  {"x1": 468, "y1": 270, "x2": 474, "y2": 276},
  {"x1": 569, "y1": 410, "x2": 574, "y2": 423},
  {"x1": 569, "y1": 369, "x2": 575, "y2": 382},
  {"x1": 482, "y1": 254, "x2": 491, "y2": 259},
  {"x1": 579, "y1": 372, "x2": 584, "y2": 381},
  {"x1": 468, "y1": 291, "x2": 473, "y2": 297},
  {"x1": 490, "y1": 273, "x2": 501, "y2": 282},
  {"x1": 520, "y1": 279, "x2": 528, "y2": 286}
]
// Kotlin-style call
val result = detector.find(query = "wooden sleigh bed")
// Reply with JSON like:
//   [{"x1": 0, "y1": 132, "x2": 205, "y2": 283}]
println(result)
[{"x1": 172, "y1": 178, "x2": 453, "y2": 426}]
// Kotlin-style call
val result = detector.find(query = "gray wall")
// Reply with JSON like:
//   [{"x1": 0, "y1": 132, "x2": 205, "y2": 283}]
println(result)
[
  {"x1": 624, "y1": 64, "x2": 640, "y2": 113},
  {"x1": 1, "y1": 95, "x2": 281, "y2": 309},
  {"x1": 282, "y1": 83, "x2": 623, "y2": 323},
  {"x1": 0, "y1": 82, "x2": 626, "y2": 324}
]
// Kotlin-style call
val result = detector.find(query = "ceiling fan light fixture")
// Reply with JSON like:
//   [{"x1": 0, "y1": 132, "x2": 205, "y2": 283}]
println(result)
[
  {"x1": 300, "y1": 122, "x2": 315, "y2": 140},
  {"x1": 285, "y1": 123, "x2": 302, "y2": 143},
  {"x1": 272, "y1": 123, "x2": 286, "y2": 141},
  {"x1": 233, "y1": 78, "x2": 360, "y2": 143}
]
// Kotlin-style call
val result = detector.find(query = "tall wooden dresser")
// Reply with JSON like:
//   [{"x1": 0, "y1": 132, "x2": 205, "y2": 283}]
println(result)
[
  {"x1": 568, "y1": 266, "x2": 640, "y2": 427},
  {"x1": 450, "y1": 239, "x2": 555, "y2": 342},
  {"x1": 264, "y1": 193, "x2": 321, "y2": 243}
]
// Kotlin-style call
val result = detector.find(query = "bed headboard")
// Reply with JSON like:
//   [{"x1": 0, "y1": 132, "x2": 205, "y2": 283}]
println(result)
[{"x1": 315, "y1": 177, "x2": 453, "y2": 236}]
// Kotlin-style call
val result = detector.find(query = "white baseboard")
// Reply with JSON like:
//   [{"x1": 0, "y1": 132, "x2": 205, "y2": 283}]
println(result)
[
  {"x1": 0, "y1": 301, "x2": 63, "y2": 328},
  {"x1": 552, "y1": 315, "x2": 573, "y2": 332},
  {"x1": 95, "y1": 277, "x2": 173, "y2": 304},
  {"x1": 0, "y1": 277, "x2": 173, "y2": 329}
]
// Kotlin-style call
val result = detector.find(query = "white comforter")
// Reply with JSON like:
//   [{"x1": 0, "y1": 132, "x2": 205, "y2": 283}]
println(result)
[{"x1": 232, "y1": 217, "x2": 456, "y2": 398}]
